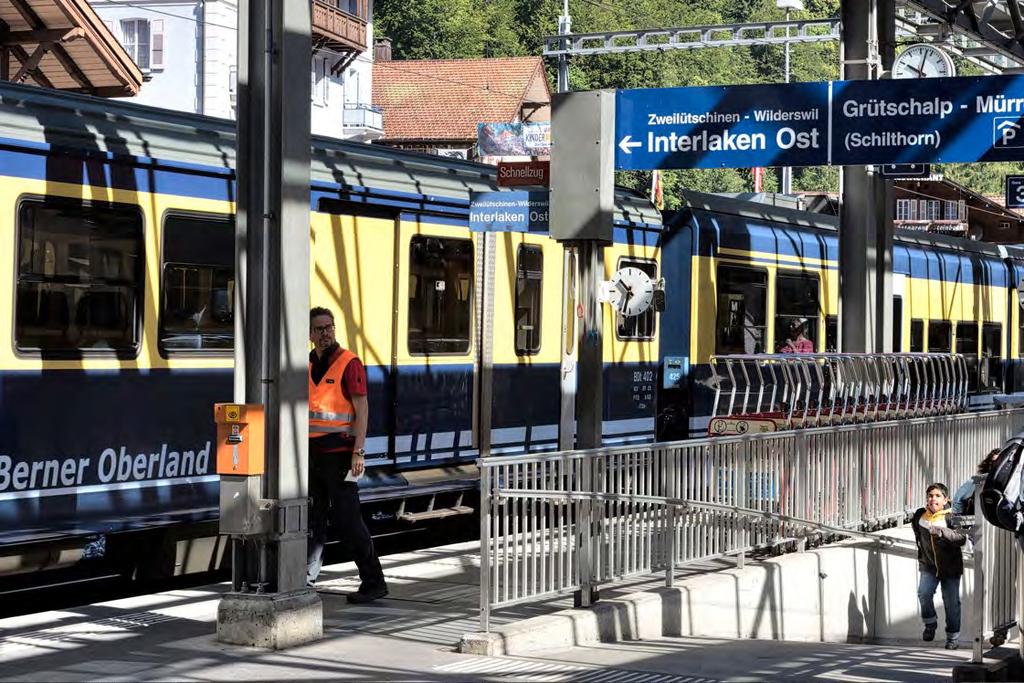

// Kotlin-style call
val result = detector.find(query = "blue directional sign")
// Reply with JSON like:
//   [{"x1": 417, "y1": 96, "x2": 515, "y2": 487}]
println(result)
[
  {"x1": 615, "y1": 82, "x2": 830, "y2": 171},
  {"x1": 832, "y1": 75, "x2": 1024, "y2": 166},
  {"x1": 1007, "y1": 176, "x2": 1024, "y2": 209},
  {"x1": 469, "y1": 191, "x2": 549, "y2": 233},
  {"x1": 613, "y1": 74, "x2": 1024, "y2": 171}
]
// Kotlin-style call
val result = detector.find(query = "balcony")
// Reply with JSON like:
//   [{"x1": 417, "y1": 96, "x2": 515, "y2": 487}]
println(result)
[
  {"x1": 343, "y1": 103, "x2": 384, "y2": 141},
  {"x1": 312, "y1": 0, "x2": 368, "y2": 53}
]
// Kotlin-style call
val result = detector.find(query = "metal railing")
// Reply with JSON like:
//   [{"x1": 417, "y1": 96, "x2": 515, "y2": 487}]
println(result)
[
  {"x1": 478, "y1": 407, "x2": 1024, "y2": 634},
  {"x1": 970, "y1": 475, "x2": 1022, "y2": 663},
  {"x1": 708, "y1": 353, "x2": 969, "y2": 435}
]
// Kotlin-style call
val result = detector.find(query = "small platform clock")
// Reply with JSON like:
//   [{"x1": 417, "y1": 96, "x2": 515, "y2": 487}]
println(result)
[
  {"x1": 893, "y1": 44, "x2": 955, "y2": 79},
  {"x1": 607, "y1": 266, "x2": 656, "y2": 317}
]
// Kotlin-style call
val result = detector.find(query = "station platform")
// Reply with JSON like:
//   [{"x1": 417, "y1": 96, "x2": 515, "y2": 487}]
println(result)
[{"x1": 0, "y1": 540, "x2": 1007, "y2": 682}]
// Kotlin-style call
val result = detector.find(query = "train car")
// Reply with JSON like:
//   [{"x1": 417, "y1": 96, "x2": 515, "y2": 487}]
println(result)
[
  {"x1": 0, "y1": 81, "x2": 661, "y2": 582},
  {"x1": 658, "y1": 190, "x2": 1024, "y2": 439}
]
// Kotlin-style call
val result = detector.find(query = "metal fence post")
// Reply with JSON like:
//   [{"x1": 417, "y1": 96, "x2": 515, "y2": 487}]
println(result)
[
  {"x1": 576, "y1": 452, "x2": 594, "y2": 607},
  {"x1": 666, "y1": 505, "x2": 676, "y2": 587},
  {"x1": 972, "y1": 478, "x2": 986, "y2": 664},
  {"x1": 738, "y1": 438, "x2": 748, "y2": 569},
  {"x1": 480, "y1": 462, "x2": 492, "y2": 633}
]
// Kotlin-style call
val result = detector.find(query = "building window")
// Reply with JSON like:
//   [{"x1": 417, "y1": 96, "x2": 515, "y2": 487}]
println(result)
[
  {"x1": 715, "y1": 264, "x2": 767, "y2": 354},
  {"x1": 775, "y1": 271, "x2": 820, "y2": 351},
  {"x1": 121, "y1": 19, "x2": 151, "y2": 71},
  {"x1": 311, "y1": 57, "x2": 329, "y2": 105},
  {"x1": 160, "y1": 214, "x2": 235, "y2": 354},
  {"x1": 919, "y1": 199, "x2": 940, "y2": 221},
  {"x1": 616, "y1": 258, "x2": 657, "y2": 341},
  {"x1": 944, "y1": 200, "x2": 960, "y2": 221},
  {"x1": 514, "y1": 244, "x2": 543, "y2": 355},
  {"x1": 896, "y1": 199, "x2": 914, "y2": 221},
  {"x1": 408, "y1": 236, "x2": 473, "y2": 355},
  {"x1": 16, "y1": 199, "x2": 143, "y2": 353}
]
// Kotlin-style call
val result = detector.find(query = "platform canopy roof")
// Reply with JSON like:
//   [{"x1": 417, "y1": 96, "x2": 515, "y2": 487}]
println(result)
[{"x1": 0, "y1": 0, "x2": 142, "y2": 97}]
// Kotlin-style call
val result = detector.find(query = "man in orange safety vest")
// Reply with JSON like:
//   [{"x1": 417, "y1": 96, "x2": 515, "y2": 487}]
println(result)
[{"x1": 307, "y1": 306, "x2": 387, "y2": 603}]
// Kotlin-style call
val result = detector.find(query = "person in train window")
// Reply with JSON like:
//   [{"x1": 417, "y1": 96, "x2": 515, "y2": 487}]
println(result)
[
  {"x1": 307, "y1": 306, "x2": 388, "y2": 603},
  {"x1": 778, "y1": 318, "x2": 814, "y2": 354}
]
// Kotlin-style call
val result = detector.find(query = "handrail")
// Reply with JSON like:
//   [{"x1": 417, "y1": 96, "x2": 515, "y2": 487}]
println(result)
[{"x1": 495, "y1": 487, "x2": 921, "y2": 552}]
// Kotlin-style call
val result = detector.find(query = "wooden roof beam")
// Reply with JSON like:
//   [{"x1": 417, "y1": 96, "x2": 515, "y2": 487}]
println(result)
[{"x1": 0, "y1": 27, "x2": 86, "y2": 46}]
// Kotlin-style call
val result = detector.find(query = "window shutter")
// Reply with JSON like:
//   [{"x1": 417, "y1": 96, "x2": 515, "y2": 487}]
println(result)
[
  {"x1": 151, "y1": 19, "x2": 164, "y2": 69},
  {"x1": 322, "y1": 58, "x2": 330, "y2": 104}
]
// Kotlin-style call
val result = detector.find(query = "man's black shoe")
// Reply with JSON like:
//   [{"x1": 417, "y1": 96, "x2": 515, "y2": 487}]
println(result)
[
  {"x1": 347, "y1": 585, "x2": 388, "y2": 604},
  {"x1": 923, "y1": 624, "x2": 936, "y2": 642}
]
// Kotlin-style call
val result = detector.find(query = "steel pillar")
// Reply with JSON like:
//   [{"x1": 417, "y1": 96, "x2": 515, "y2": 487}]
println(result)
[
  {"x1": 218, "y1": 0, "x2": 319, "y2": 648},
  {"x1": 839, "y1": 0, "x2": 894, "y2": 353}
]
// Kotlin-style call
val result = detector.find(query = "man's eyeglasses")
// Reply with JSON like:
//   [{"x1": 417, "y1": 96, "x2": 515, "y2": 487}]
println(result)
[{"x1": 313, "y1": 323, "x2": 335, "y2": 334}]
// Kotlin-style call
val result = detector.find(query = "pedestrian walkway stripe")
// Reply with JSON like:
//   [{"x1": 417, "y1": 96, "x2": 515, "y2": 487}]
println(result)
[{"x1": 433, "y1": 657, "x2": 718, "y2": 682}]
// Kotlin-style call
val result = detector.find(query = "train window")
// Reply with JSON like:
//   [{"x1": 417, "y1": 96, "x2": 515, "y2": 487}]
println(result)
[
  {"x1": 928, "y1": 320, "x2": 952, "y2": 352},
  {"x1": 16, "y1": 199, "x2": 143, "y2": 353},
  {"x1": 825, "y1": 315, "x2": 838, "y2": 352},
  {"x1": 956, "y1": 322, "x2": 978, "y2": 356},
  {"x1": 983, "y1": 323, "x2": 1003, "y2": 391},
  {"x1": 775, "y1": 271, "x2": 820, "y2": 351},
  {"x1": 910, "y1": 319, "x2": 924, "y2": 352},
  {"x1": 160, "y1": 214, "x2": 235, "y2": 354},
  {"x1": 716, "y1": 264, "x2": 767, "y2": 354},
  {"x1": 615, "y1": 258, "x2": 657, "y2": 341},
  {"x1": 893, "y1": 296, "x2": 903, "y2": 352},
  {"x1": 514, "y1": 244, "x2": 543, "y2": 355},
  {"x1": 408, "y1": 235, "x2": 473, "y2": 354},
  {"x1": 957, "y1": 322, "x2": 979, "y2": 391}
]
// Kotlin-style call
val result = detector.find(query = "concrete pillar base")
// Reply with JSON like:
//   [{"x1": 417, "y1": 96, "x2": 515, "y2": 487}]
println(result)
[{"x1": 216, "y1": 589, "x2": 323, "y2": 649}]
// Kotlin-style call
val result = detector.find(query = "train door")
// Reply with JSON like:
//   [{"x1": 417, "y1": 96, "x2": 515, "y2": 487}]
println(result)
[
  {"x1": 393, "y1": 220, "x2": 476, "y2": 466},
  {"x1": 478, "y1": 234, "x2": 561, "y2": 456},
  {"x1": 309, "y1": 203, "x2": 399, "y2": 462}
]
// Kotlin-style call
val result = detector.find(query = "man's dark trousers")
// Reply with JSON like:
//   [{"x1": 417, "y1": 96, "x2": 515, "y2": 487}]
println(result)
[{"x1": 306, "y1": 451, "x2": 385, "y2": 588}]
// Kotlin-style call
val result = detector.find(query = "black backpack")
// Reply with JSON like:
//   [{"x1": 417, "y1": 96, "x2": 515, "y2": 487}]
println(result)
[{"x1": 980, "y1": 439, "x2": 1024, "y2": 532}]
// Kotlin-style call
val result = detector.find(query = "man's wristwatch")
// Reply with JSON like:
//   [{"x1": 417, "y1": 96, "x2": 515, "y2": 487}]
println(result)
[{"x1": 353, "y1": 448, "x2": 365, "y2": 457}]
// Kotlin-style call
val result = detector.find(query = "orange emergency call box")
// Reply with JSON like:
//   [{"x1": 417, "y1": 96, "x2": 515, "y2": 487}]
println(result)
[{"x1": 214, "y1": 403, "x2": 265, "y2": 476}]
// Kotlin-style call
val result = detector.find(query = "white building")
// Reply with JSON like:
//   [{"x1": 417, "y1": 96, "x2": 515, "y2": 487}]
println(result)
[{"x1": 90, "y1": 0, "x2": 382, "y2": 141}]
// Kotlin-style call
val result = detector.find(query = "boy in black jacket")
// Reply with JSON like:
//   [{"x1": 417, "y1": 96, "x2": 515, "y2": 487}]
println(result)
[{"x1": 912, "y1": 483, "x2": 968, "y2": 650}]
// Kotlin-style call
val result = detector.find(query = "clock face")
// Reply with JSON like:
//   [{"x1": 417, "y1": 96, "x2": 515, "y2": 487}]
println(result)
[
  {"x1": 893, "y1": 44, "x2": 955, "y2": 79},
  {"x1": 609, "y1": 266, "x2": 655, "y2": 317}
]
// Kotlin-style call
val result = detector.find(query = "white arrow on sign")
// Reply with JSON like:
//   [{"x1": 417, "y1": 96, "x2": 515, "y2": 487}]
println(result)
[{"x1": 619, "y1": 135, "x2": 642, "y2": 154}]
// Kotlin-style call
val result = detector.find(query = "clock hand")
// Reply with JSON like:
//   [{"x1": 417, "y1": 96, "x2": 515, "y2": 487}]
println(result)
[{"x1": 918, "y1": 51, "x2": 928, "y2": 76}]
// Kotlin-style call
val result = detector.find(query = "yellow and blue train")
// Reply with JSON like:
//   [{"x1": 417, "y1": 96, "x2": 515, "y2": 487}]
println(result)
[
  {"x1": 659, "y1": 191, "x2": 1024, "y2": 438},
  {"x1": 0, "y1": 82, "x2": 659, "y2": 579},
  {"x1": 2, "y1": 80, "x2": 1022, "y2": 581}
]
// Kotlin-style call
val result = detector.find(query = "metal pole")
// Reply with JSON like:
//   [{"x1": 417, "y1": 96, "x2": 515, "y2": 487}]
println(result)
[
  {"x1": 238, "y1": 0, "x2": 312, "y2": 594},
  {"x1": 781, "y1": 9, "x2": 792, "y2": 196},
  {"x1": 839, "y1": 0, "x2": 892, "y2": 353},
  {"x1": 577, "y1": 241, "x2": 604, "y2": 450},
  {"x1": 557, "y1": 0, "x2": 576, "y2": 451}
]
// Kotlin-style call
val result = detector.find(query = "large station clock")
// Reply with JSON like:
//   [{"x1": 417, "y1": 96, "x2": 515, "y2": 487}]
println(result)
[{"x1": 892, "y1": 44, "x2": 956, "y2": 79}]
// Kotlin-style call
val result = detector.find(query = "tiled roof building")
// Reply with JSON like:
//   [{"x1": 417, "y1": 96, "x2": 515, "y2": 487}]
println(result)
[{"x1": 372, "y1": 55, "x2": 551, "y2": 156}]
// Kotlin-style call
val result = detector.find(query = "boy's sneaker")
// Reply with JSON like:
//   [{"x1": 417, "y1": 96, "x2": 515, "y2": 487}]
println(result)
[
  {"x1": 945, "y1": 638, "x2": 959, "y2": 650},
  {"x1": 923, "y1": 624, "x2": 936, "y2": 642}
]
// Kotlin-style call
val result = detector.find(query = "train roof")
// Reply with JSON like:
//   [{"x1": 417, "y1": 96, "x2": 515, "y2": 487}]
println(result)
[
  {"x1": 679, "y1": 189, "x2": 1024, "y2": 262},
  {"x1": 0, "y1": 80, "x2": 659, "y2": 228}
]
